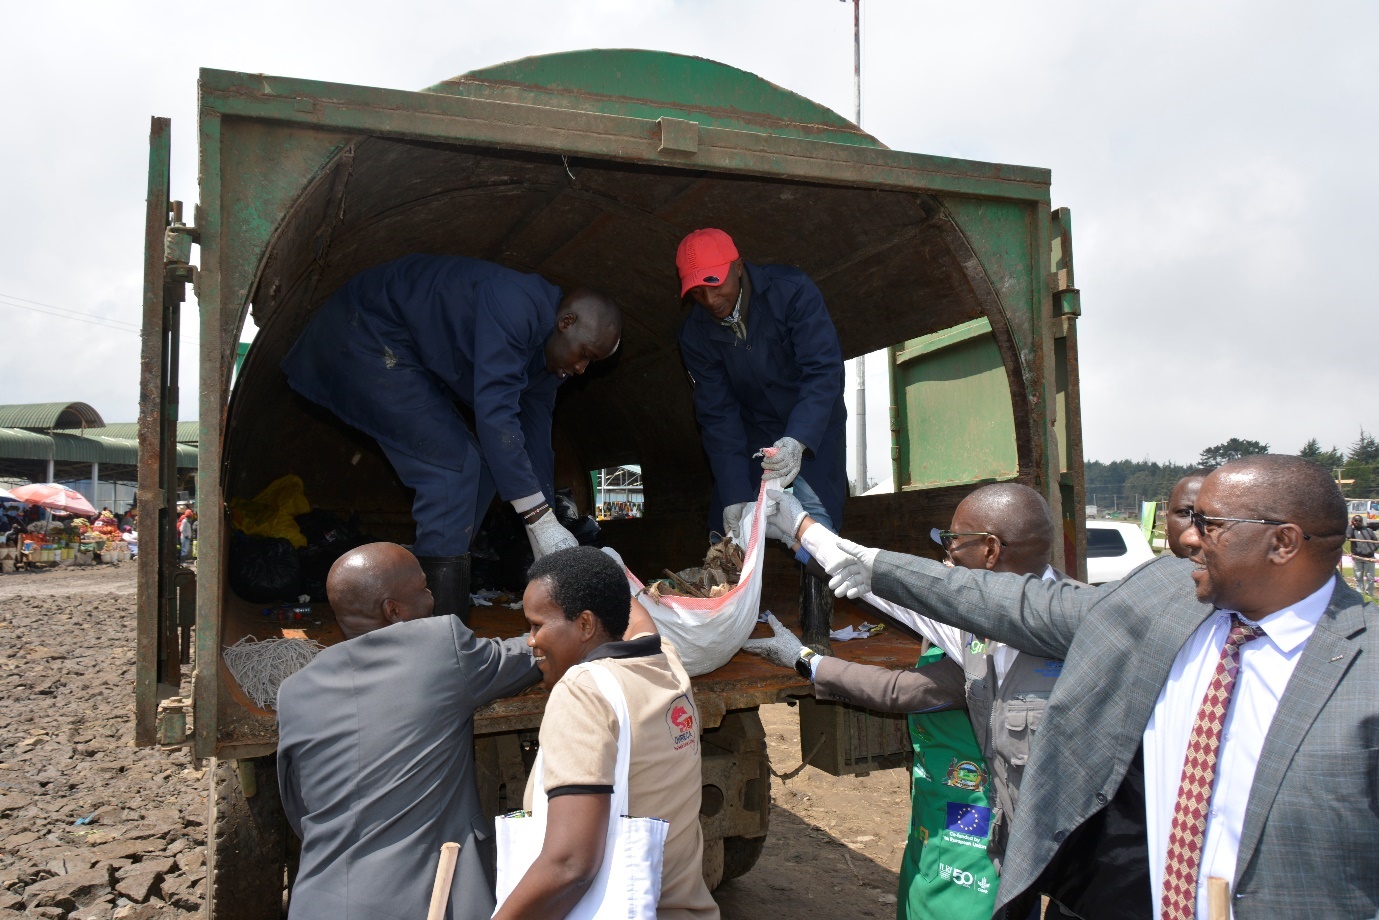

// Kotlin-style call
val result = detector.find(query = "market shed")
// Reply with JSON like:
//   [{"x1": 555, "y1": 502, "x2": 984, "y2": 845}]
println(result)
[{"x1": 0, "y1": 402, "x2": 196, "y2": 501}]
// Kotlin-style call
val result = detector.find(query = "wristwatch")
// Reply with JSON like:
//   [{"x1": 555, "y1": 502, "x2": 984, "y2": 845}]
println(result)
[{"x1": 794, "y1": 647, "x2": 819, "y2": 681}]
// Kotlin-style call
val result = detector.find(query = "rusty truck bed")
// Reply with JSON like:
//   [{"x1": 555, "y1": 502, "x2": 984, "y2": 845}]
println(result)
[{"x1": 213, "y1": 591, "x2": 925, "y2": 757}]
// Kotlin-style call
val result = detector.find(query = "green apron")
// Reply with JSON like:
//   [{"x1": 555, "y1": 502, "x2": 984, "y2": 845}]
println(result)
[{"x1": 897, "y1": 646, "x2": 1000, "y2": 920}]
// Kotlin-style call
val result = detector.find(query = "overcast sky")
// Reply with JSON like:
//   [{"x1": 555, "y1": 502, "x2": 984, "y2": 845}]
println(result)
[{"x1": 1, "y1": 0, "x2": 1375, "y2": 474}]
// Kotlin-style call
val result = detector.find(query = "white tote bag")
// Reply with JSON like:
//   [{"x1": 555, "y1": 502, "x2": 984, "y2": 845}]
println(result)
[
  {"x1": 618, "y1": 480, "x2": 770, "y2": 676},
  {"x1": 493, "y1": 663, "x2": 668, "y2": 919}
]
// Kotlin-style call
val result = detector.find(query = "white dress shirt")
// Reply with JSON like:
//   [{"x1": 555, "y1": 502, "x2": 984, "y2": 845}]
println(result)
[
  {"x1": 798, "y1": 523, "x2": 1050, "y2": 687},
  {"x1": 1144, "y1": 575, "x2": 1334, "y2": 920}
]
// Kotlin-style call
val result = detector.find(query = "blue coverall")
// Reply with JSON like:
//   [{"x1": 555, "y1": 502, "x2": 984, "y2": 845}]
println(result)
[
  {"x1": 281, "y1": 255, "x2": 564, "y2": 556},
  {"x1": 678, "y1": 261, "x2": 847, "y2": 536}
]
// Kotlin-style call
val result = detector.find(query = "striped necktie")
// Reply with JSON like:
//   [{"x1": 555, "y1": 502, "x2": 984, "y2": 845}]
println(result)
[{"x1": 1160, "y1": 614, "x2": 1264, "y2": 919}]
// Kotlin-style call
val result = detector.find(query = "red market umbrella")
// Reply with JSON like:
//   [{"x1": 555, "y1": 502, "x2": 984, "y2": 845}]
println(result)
[{"x1": 8, "y1": 483, "x2": 97, "y2": 517}]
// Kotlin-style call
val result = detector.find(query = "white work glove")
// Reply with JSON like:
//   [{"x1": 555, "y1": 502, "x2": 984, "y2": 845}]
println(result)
[
  {"x1": 825, "y1": 537, "x2": 881, "y2": 599},
  {"x1": 741, "y1": 612, "x2": 807, "y2": 670},
  {"x1": 763, "y1": 488, "x2": 807, "y2": 546},
  {"x1": 722, "y1": 502, "x2": 751, "y2": 541},
  {"x1": 760, "y1": 436, "x2": 805, "y2": 485},
  {"x1": 525, "y1": 512, "x2": 578, "y2": 560}
]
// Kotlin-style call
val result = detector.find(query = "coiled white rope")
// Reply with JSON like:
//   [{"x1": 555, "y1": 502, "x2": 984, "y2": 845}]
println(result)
[{"x1": 222, "y1": 636, "x2": 325, "y2": 710}]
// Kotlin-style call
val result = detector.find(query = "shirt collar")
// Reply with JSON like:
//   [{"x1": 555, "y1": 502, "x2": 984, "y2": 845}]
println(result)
[
  {"x1": 582, "y1": 633, "x2": 662, "y2": 662},
  {"x1": 1227, "y1": 574, "x2": 1334, "y2": 654}
]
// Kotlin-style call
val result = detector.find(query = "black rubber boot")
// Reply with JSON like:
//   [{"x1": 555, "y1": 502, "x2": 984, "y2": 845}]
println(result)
[
  {"x1": 799, "y1": 564, "x2": 833, "y2": 655},
  {"x1": 416, "y1": 554, "x2": 472, "y2": 624}
]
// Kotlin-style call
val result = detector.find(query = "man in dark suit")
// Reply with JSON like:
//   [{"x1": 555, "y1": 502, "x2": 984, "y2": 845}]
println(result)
[
  {"x1": 277, "y1": 543, "x2": 541, "y2": 920},
  {"x1": 822, "y1": 455, "x2": 1378, "y2": 918}
]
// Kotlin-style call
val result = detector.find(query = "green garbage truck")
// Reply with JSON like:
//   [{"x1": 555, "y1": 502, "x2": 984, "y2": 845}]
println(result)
[{"x1": 134, "y1": 49, "x2": 1087, "y2": 918}]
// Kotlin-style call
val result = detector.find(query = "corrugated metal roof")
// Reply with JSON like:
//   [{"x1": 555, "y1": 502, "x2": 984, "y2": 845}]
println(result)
[
  {"x1": 0, "y1": 427, "x2": 57, "y2": 460},
  {"x1": 0, "y1": 427, "x2": 197, "y2": 468},
  {"x1": 0, "y1": 402, "x2": 105, "y2": 430},
  {"x1": 60, "y1": 421, "x2": 200, "y2": 445}
]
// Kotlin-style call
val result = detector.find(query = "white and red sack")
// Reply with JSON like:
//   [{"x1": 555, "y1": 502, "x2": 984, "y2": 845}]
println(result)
[{"x1": 613, "y1": 481, "x2": 768, "y2": 677}]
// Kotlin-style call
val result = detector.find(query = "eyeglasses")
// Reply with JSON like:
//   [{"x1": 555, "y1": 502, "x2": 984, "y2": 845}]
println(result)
[
  {"x1": 930, "y1": 528, "x2": 1007, "y2": 551},
  {"x1": 1189, "y1": 511, "x2": 1311, "y2": 541}
]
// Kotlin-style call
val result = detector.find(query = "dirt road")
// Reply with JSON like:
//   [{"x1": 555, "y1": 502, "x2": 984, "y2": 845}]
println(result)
[{"x1": 0, "y1": 564, "x2": 910, "y2": 919}]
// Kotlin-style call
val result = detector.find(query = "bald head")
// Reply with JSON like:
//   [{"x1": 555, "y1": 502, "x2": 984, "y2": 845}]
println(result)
[
  {"x1": 544, "y1": 288, "x2": 622, "y2": 381},
  {"x1": 951, "y1": 482, "x2": 1055, "y2": 576},
  {"x1": 1213, "y1": 455, "x2": 1347, "y2": 547},
  {"x1": 326, "y1": 543, "x2": 434, "y2": 639}
]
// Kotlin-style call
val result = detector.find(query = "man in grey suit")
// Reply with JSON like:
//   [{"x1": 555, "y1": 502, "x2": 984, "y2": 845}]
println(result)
[
  {"x1": 822, "y1": 455, "x2": 1378, "y2": 919},
  {"x1": 277, "y1": 543, "x2": 541, "y2": 919}
]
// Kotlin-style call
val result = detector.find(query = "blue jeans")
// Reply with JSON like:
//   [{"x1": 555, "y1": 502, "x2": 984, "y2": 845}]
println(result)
[
  {"x1": 788, "y1": 476, "x2": 833, "y2": 564},
  {"x1": 789, "y1": 475, "x2": 834, "y2": 531}
]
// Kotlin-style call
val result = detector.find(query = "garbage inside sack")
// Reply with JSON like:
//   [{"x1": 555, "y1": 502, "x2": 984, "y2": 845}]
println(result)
[
  {"x1": 612, "y1": 481, "x2": 771, "y2": 677},
  {"x1": 645, "y1": 537, "x2": 745, "y2": 602},
  {"x1": 230, "y1": 474, "x2": 312, "y2": 548},
  {"x1": 229, "y1": 533, "x2": 302, "y2": 603}
]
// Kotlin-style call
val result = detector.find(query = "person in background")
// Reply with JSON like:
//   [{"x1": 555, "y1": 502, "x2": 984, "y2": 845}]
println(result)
[
  {"x1": 278, "y1": 542, "x2": 540, "y2": 920},
  {"x1": 177, "y1": 506, "x2": 195, "y2": 561},
  {"x1": 822, "y1": 455, "x2": 1377, "y2": 918},
  {"x1": 1164, "y1": 471, "x2": 1210, "y2": 558},
  {"x1": 749, "y1": 482, "x2": 1075, "y2": 920},
  {"x1": 1347, "y1": 513, "x2": 1377, "y2": 596},
  {"x1": 282, "y1": 254, "x2": 622, "y2": 619},
  {"x1": 495, "y1": 546, "x2": 717, "y2": 920},
  {"x1": 675, "y1": 227, "x2": 846, "y2": 649}
]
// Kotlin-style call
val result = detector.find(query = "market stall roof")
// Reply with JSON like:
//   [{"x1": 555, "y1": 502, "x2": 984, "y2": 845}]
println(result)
[
  {"x1": 0, "y1": 428, "x2": 196, "y2": 468},
  {"x1": 0, "y1": 402, "x2": 105, "y2": 431},
  {"x1": 60, "y1": 421, "x2": 200, "y2": 446}
]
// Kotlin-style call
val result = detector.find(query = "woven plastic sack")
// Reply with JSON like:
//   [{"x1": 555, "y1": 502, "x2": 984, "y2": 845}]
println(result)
[{"x1": 617, "y1": 481, "x2": 768, "y2": 676}]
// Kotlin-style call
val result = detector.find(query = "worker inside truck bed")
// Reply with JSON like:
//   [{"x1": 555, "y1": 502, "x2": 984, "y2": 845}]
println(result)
[
  {"x1": 675, "y1": 228, "x2": 847, "y2": 647},
  {"x1": 281, "y1": 255, "x2": 622, "y2": 619}
]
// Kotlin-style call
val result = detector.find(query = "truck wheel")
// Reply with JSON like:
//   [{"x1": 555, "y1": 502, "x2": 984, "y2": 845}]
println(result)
[
  {"x1": 208, "y1": 755, "x2": 288, "y2": 920},
  {"x1": 722, "y1": 833, "x2": 766, "y2": 881},
  {"x1": 700, "y1": 709, "x2": 771, "y2": 889}
]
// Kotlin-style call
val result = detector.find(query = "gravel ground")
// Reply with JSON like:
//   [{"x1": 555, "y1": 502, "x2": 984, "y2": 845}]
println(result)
[
  {"x1": 0, "y1": 563, "x2": 913, "y2": 919},
  {"x1": 0, "y1": 563, "x2": 205, "y2": 920}
]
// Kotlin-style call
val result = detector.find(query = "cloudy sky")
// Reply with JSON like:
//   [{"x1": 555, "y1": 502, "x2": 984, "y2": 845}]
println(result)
[{"x1": 1, "y1": 0, "x2": 1374, "y2": 474}]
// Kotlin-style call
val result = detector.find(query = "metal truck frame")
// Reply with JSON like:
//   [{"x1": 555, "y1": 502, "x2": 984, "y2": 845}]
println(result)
[{"x1": 135, "y1": 50, "x2": 1084, "y2": 918}]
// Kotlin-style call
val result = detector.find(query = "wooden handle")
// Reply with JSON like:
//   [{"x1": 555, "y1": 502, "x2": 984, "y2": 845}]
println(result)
[
  {"x1": 1207, "y1": 876, "x2": 1231, "y2": 920},
  {"x1": 425, "y1": 841, "x2": 461, "y2": 920}
]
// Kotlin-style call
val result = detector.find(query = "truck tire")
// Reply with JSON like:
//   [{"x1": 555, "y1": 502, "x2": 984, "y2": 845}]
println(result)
[
  {"x1": 700, "y1": 709, "x2": 771, "y2": 889},
  {"x1": 722, "y1": 833, "x2": 766, "y2": 881},
  {"x1": 208, "y1": 755, "x2": 289, "y2": 920}
]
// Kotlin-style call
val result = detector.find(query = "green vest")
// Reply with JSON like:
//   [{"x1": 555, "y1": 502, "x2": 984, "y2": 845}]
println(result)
[{"x1": 896, "y1": 647, "x2": 999, "y2": 920}]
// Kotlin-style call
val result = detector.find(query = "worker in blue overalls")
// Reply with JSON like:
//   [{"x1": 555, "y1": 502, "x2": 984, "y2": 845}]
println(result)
[
  {"x1": 281, "y1": 254, "x2": 622, "y2": 621},
  {"x1": 675, "y1": 228, "x2": 846, "y2": 648}
]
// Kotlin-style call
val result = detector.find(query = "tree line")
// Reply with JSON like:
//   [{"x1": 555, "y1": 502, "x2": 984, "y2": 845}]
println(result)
[{"x1": 1086, "y1": 430, "x2": 1379, "y2": 508}]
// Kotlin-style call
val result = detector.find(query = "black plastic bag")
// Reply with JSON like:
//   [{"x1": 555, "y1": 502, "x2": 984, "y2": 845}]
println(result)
[{"x1": 229, "y1": 533, "x2": 301, "y2": 603}]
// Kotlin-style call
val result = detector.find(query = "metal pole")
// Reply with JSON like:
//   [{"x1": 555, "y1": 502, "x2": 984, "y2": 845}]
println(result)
[
  {"x1": 45, "y1": 458, "x2": 54, "y2": 484},
  {"x1": 849, "y1": 0, "x2": 867, "y2": 494},
  {"x1": 91, "y1": 461, "x2": 100, "y2": 508}
]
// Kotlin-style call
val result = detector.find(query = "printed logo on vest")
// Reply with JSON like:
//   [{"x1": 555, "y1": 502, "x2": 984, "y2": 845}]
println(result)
[
  {"x1": 943, "y1": 758, "x2": 988, "y2": 792},
  {"x1": 943, "y1": 761, "x2": 987, "y2": 794},
  {"x1": 666, "y1": 694, "x2": 697, "y2": 752}
]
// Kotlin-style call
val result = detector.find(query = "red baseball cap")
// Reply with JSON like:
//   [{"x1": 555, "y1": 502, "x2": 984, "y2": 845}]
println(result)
[{"x1": 676, "y1": 228, "x2": 739, "y2": 297}]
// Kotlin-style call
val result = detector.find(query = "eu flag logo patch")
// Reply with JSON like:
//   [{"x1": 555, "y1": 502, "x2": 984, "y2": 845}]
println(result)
[{"x1": 945, "y1": 802, "x2": 992, "y2": 837}]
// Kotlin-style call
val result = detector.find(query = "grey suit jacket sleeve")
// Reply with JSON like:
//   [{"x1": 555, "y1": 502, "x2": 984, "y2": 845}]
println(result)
[
  {"x1": 813, "y1": 654, "x2": 966, "y2": 714},
  {"x1": 871, "y1": 551, "x2": 1104, "y2": 661},
  {"x1": 453, "y1": 625, "x2": 543, "y2": 707}
]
